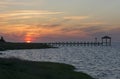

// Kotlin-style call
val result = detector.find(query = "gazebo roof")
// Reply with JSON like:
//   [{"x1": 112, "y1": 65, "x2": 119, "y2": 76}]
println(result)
[{"x1": 102, "y1": 36, "x2": 111, "y2": 39}]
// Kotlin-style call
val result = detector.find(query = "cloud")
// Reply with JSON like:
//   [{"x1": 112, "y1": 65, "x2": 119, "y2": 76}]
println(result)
[
  {"x1": 0, "y1": 23, "x2": 120, "y2": 42},
  {"x1": 0, "y1": 10, "x2": 64, "y2": 23},
  {"x1": 0, "y1": 8, "x2": 119, "y2": 42},
  {"x1": 80, "y1": 26, "x2": 105, "y2": 32},
  {"x1": 0, "y1": 10, "x2": 63, "y2": 17},
  {"x1": 64, "y1": 16, "x2": 89, "y2": 20},
  {"x1": 0, "y1": 0, "x2": 44, "y2": 8},
  {"x1": 0, "y1": 1, "x2": 24, "y2": 8}
]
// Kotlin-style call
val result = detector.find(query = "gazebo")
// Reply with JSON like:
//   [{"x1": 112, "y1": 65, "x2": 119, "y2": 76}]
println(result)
[{"x1": 101, "y1": 36, "x2": 111, "y2": 46}]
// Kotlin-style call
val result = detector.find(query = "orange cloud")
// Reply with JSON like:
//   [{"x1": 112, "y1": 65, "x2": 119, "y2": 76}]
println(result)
[
  {"x1": 64, "y1": 16, "x2": 89, "y2": 20},
  {"x1": 0, "y1": 10, "x2": 64, "y2": 24},
  {"x1": 0, "y1": 9, "x2": 119, "y2": 42},
  {"x1": 0, "y1": 10, "x2": 63, "y2": 18}
]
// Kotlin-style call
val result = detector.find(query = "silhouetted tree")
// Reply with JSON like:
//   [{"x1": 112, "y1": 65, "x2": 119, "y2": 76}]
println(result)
[{"x1": 0, "y1": 36, "x2": 6, "y2": 43}]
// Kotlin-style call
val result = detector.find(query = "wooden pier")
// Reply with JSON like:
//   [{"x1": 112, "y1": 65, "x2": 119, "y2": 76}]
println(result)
[
  {"x1": 46, "y1": 36, "x2": 112, "y2": 47},
  {"x1": 46, "y1": 42, "x2": 103, "y2": 47}
]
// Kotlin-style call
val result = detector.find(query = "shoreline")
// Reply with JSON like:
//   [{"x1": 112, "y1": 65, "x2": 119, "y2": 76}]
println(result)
[
  {"x1": 0, "y1": 42, "x2": 56, "y2": 51},
  {"x1": 0, "y1": 57, "x2": 95, "y2": 79}
]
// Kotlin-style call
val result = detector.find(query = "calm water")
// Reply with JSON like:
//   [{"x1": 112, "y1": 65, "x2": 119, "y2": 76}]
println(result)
[{"x1": 0, "y1": 43, "x2": 120, "y2": 79}]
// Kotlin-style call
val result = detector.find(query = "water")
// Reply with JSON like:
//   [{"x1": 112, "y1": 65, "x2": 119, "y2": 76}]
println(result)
[{"x1": 0, "y1": 43, "x2": 120, "y2": 79}]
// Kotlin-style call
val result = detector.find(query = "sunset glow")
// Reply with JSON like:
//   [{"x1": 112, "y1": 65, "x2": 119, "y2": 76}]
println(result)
[
  {"x1": 0, "y1": 0, "x2": 120, "y2": 42},
  {"x1": 25, "y1": 36, "x2": 33, "y2": 43}
]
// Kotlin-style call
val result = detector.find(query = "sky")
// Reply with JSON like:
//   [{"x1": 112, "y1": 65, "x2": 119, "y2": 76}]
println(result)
[{"x1": 0, "y1": 0, "x2": 120, "y2": 42}]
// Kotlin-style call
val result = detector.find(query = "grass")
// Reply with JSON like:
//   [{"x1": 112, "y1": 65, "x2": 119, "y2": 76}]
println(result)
[{"x1": 0, "y1": 58, "x2": 94, "y2": 79}]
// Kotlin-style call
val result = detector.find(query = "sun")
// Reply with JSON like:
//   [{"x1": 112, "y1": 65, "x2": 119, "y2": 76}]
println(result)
[
  {"x1": 26, "y1": 40, "x2": 31, "y2": 43},
  {"x1": 25, "y1": 34, "x2": 33, "y2": 43}
]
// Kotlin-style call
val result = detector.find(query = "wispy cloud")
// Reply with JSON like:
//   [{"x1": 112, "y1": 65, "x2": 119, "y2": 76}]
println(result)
[
  {"x1": 0, "y1": 10, "x2": 63, "y2": 17},
  {"x1": 0, "y1": 22, "x2": 119, "y2": 42},
  {"x1": 0, "y1": 1, "x2": 24, "y2": 8},
  {"x1": 0, "y1": 0, "x2": 44, "y2": 8},
  {"x1": 0, "y1": 10, "x2": 64, "y2": 22},
  {"x1": 64, "y1": 16, "x2": 89, "y2": 20}
]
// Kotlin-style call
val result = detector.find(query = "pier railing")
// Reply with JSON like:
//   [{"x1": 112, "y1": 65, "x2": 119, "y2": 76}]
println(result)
[{"x1": 45, "y1": 42, "x2": 111, "y2": 47}]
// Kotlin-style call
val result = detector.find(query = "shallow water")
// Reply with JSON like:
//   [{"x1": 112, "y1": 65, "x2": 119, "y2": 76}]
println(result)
[{"x1": 0, "y1": 43, "x2": 120, "y2": 79}]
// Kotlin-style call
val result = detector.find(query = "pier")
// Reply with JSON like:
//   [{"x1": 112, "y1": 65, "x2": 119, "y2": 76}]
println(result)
[
  {"x1": 46, "y1": 36, "x2": 112, "y2": 47},
  {"x1": 0, "y1": 36, "x2": 112, "y2": 48},
  {"x1": 46, "y1": 42, "x2": 103, "y2": 47}
]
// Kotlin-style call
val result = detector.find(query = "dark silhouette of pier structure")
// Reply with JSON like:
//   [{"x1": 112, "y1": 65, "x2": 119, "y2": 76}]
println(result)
[
  {"x1": 102, "y1": 36, "x2": 111, "y2": 46},
  {"x1": 46, "y1": 36, "x2": 112, "y2": 47},
  {"x1": 0, "y1": 36, "x2": 112, "y2": 47}
]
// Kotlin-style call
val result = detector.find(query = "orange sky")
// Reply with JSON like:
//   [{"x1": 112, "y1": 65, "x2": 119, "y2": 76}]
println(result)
[{"x1": 0, "y1": 0, "x2": 120, "y2": 42}]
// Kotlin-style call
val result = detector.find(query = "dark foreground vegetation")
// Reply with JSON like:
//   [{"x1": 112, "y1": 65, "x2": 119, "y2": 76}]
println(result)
[
  {"x1": 0, "y1": 42, "x2": 54, "y2": 51},
  {"x1": 0, "y1": 58, "x2": 94, "y2": 79}
]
